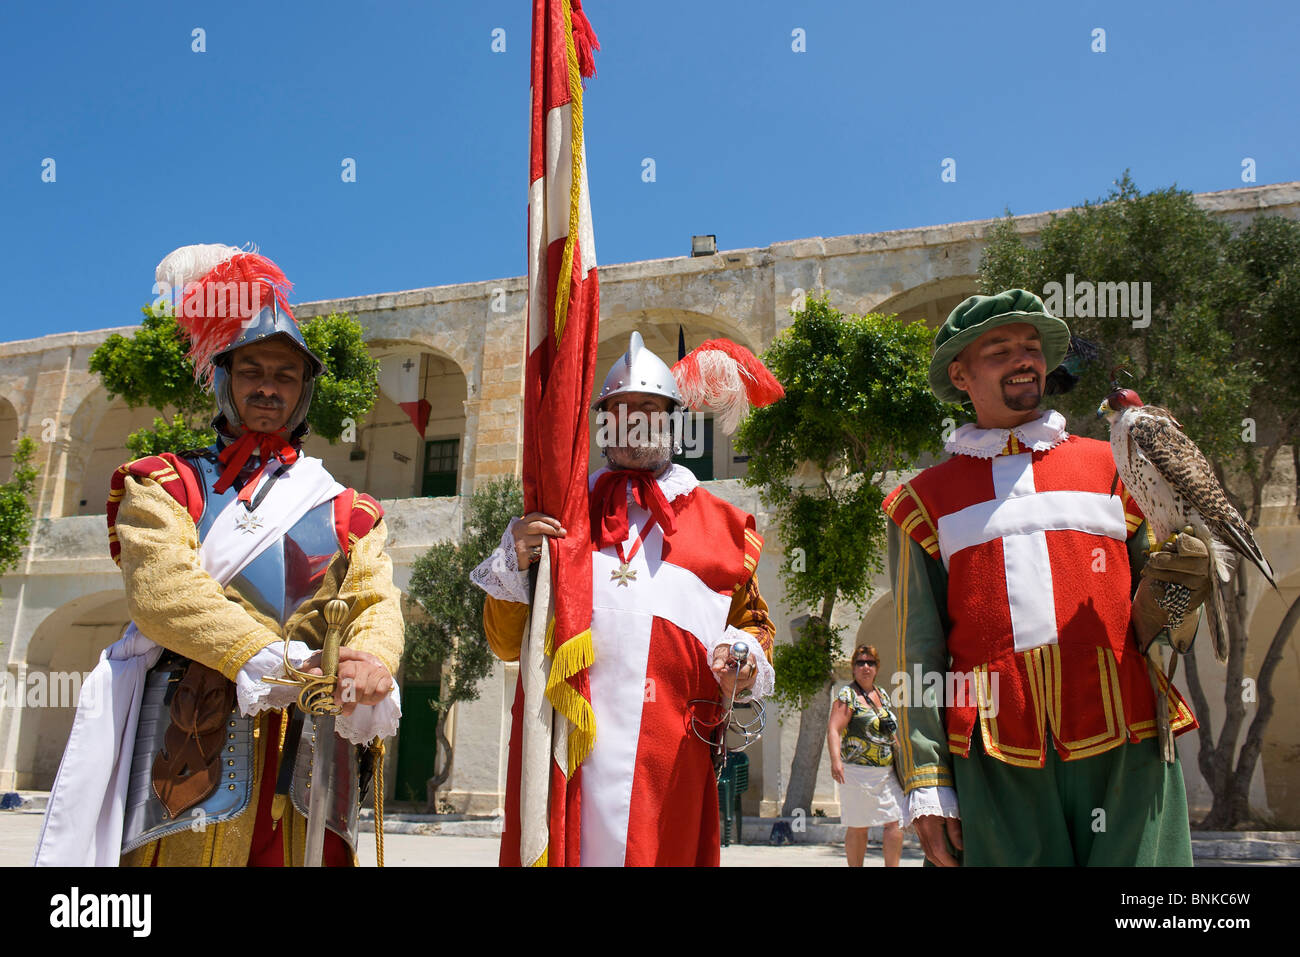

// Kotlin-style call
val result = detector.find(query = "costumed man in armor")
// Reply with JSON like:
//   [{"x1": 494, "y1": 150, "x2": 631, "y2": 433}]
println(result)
[
  {"x1": 34, "y1": 245, "x2": 404, "y2": 867},
  {"x1": 471, "y1": 333, "x2": 781, "y2": 866},
  {"x1": 883, "y1": 290, "x2": 1212, "y2": 866}
]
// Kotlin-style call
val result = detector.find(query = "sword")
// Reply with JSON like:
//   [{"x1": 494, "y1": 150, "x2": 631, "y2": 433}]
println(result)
[
  {"x1": 304, "y1": 599, "x2": 349, "y2": 867},
  {"x1": 263, "y1": 597, "x2": 349, "y2": 867}
]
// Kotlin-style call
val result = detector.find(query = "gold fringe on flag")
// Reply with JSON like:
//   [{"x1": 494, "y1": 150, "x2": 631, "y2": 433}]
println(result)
[{"x1": 545, "y1": 620, "x2": 596, "y2": 775}]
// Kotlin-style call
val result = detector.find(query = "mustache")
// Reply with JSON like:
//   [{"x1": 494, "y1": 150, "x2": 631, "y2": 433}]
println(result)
[{"x1": 246, "y1": 395, "x2": 286, "y2": 409}]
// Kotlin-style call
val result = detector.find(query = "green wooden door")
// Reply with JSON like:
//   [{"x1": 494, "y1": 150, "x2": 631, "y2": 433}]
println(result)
[{"x1": 394, "y1": 681, "x2": 440, "y2": 804}]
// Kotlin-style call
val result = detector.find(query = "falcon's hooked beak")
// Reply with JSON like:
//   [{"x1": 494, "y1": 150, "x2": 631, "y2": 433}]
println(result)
[{"x1": 1096, "y1": 398, "x2": 1113, "y2": 420}]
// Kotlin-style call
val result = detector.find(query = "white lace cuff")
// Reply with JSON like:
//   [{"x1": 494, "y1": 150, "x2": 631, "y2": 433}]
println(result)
[
  {"x1": 237, "y1": 641, "x2": 313, "y2": 716},
  {"x1": 904, "y1": 785, "x2": 960, "y2": 827},
  {"x1": 710, "y1": 626, "x2": 776, "y2": 701},
  {"x1": 336, "y1": 684, "x2": 403, "y2": 744},
  {"x1": 470, "y1": 524, "x2": 532, "y2": 605}
]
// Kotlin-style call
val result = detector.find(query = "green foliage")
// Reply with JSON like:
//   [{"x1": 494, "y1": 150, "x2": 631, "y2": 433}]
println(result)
[
  {"x1": 736, "y1": 296, "x2": 957, "y2": 610},
  {"x1": 977, "y1": 172, "x2": 1300, "y2": 475},
  {"x1": 735, "y1": 295, "x2": 955, "y2": 705},
  {"x1": 301, "y1": 312, "x2": 380, "y2": 442},
  {"x1": 404, "y1": 476, "x2": 524, "y2": 709},
  {"x1": 0, "y1": 436, "x2": 40, "y2": 599},
  {"x1": 126, "y1": 414, "x2": 217, "y2": 459},
  {"x1": 88, "y1": 305, "x2": 380, "y2": 454},
  {"x1": 1217, "y1": 215, "x2": 1300, "y2": 438},
  {"x1": 89, "y1": 304, "x2": 211, "y2": 424},
  {"x1": 770, "y1": 617, "x2": 840, "y2": 713}
]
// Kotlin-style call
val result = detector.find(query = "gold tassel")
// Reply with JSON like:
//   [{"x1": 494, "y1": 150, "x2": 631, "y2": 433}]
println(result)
[
  {"x1": 372, "y1": 738, "x2": 385, "y2": 868},
  {"x1": 271, "y1": 708, "x2": 290, "y2": 823}
]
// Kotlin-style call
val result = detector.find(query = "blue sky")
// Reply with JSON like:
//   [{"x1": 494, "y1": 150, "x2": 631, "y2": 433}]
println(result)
[{"x1": 2, "y1": 0, "x2": 1296, "y2": 341}]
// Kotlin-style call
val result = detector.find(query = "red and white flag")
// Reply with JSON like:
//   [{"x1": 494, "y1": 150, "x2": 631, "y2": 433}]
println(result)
[
  {"x1": 378, "y1": 354, "x2": 430, "y2": 437},
  {"x1": 502, "y1": 0, "x2": 601, "y2": 868}
]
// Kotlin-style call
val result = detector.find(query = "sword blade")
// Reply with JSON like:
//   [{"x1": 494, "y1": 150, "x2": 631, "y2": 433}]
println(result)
[{"x1": 303, "y1": 713, "x2": 336, "y2": 867}]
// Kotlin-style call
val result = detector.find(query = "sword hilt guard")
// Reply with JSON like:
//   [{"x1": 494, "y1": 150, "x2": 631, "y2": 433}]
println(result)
[{"x1": 261, "y1": 598, "x2": 351, "y2": 715}]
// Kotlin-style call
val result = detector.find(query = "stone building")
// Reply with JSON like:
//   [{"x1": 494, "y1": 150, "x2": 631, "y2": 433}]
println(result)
[{"x1": 2, "y1": 181, "x2": 1298, "y2": 826}]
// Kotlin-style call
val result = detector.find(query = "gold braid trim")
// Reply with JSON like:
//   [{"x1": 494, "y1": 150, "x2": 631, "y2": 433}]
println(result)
[{"x1": 552, "y1": 0, "x2": 586, "y2": 345}]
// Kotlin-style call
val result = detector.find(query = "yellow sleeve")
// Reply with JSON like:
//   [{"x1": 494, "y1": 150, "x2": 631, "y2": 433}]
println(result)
[
  {"x1": 335, "y1": 518, "x2": 405, "y2": 677},
  {"x1": 114, "y1": 476, "x2": 280, "y2": 681},
  {"x1": 728, "y1": 573, "x2": 775, "y2": 664},
  {"x1": 484, "y1": 595, "x2": 530, "y2": 663}
]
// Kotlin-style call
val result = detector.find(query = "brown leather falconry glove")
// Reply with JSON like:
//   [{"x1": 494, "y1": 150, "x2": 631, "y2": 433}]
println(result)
[{"x1": 1133, "y1": 530, "x2": 1214, "y2": 654}]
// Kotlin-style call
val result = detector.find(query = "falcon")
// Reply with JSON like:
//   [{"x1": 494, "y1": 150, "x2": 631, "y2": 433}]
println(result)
[{"x1": 1098, "y1": 386, "x2": 1278, "y2": 661}]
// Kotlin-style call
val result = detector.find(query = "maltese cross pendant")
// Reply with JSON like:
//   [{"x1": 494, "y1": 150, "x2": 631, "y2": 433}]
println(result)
[
  {"x1": 610, "y1": 563, "x2": 637, "y2": 587},
  {"x1": 234, "y1": 510, "x2": 264, "y2": 535}
]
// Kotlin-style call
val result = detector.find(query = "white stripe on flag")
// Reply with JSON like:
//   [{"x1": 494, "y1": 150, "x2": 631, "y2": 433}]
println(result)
[{"x1": 528, "y1": 101, "x2": 599, "y2": 355}]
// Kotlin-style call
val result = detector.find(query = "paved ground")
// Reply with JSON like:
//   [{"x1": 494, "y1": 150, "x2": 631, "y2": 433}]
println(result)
[
  {"x1": 8, "y1": 809, "x2": 1294, "y2": 866},
  {"x1": 1, "y1": 810, "x2": 921, "y2": 866}
]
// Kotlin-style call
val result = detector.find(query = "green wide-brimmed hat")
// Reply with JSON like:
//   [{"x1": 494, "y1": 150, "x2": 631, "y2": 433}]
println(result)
[{"x1": 928, "y1": 289, "x2": 1071, "y2": 403}]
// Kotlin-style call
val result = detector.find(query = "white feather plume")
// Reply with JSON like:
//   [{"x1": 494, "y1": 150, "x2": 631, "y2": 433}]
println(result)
[
  {"x1": 683, "y1": 351, "x2": 754, "y2": 434},
  {"x1": 155, "y1": 243, "x2": 250, "y2": 297}
]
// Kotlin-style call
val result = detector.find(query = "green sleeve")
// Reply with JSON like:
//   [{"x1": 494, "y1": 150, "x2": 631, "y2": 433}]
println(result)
[
  {"x1": 1126, "y1": 518, "x2": 1202, "y2": 646},
  {"x1": 887, "y1": 522, "x2": 955, "y2": 792},
  {"x1": 1127, "y1": 519, "x2": 1156, "y2": 597}
]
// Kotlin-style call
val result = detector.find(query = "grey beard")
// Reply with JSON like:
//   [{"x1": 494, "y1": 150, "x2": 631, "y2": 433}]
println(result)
[{"x1": 607, "y1": 436, "x2": 673, "y2": 471}]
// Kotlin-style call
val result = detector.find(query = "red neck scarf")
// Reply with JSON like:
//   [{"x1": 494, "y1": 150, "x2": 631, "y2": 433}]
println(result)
[
  {"x1": 213, "y1": 428, "x2": 299, "y2": 503},
  {"x1": 589, "y1": 467, "x2": 677, "y2": 550}
]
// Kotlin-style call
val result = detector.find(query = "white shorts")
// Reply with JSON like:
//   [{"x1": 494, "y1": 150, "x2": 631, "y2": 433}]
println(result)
[{"x1": 840, "y1": 763, "x2": 905, "y2": 828}]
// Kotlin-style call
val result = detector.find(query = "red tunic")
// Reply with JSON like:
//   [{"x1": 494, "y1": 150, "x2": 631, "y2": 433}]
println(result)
[
  {"x1": 499, "y1": 470, "x2": 765, "y2": 866},
  {"x1": 883, "y1": 435, "x2": 1196, "y2": 767}
]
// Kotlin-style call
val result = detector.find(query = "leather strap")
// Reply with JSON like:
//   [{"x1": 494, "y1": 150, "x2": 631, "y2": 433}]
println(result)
[{"x1": 150, "y1": 661, "x2": 235, "y2": 819}]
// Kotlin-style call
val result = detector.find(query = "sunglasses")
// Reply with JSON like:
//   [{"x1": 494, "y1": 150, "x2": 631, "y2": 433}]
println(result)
[{"x1": 854, "y1": 660, "x2": 878, "y2": 667}]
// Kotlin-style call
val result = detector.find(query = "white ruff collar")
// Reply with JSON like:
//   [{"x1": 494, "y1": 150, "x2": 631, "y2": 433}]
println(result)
[
  {"x1": 588, "y1": 463, "x2": 699, "y2": 503},
  {"x1": 944, "y1": 410, "x2": 1069, "y2": 459}
]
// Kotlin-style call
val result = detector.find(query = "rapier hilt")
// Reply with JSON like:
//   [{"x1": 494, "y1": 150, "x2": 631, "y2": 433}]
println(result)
[
  {"x1": 688, "y1": 639, "x2": 767, "y2": 777},
  {"x1": 261, "y1": 598, "x2": 350, "y2": 715}
]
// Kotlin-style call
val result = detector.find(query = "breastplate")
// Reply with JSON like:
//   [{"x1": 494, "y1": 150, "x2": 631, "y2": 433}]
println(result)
[
  {"x1": 123, "y1": 448, "x2": 362, "y2": 857},
  {"x1": 193, "y1": 451, "x2": 342, "y2": 631}
]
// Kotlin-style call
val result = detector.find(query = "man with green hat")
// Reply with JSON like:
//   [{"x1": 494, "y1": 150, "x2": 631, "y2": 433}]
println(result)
[{"x1": 882, "y1": 289, "x2": 1210, "y2": 865}]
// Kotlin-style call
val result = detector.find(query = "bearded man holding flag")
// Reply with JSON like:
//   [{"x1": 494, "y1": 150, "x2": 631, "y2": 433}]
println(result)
[{"x1": 469, "y1": 0, "x2": 782, "y2": 867}]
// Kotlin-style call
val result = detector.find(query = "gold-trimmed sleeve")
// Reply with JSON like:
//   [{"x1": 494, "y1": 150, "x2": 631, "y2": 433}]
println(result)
[
  {"x1": 336, "y1": 518, "x2": 405, "y2": 678},
  {"x1": 114, "y1": 476, "x2": 279, "y2": 681},
  {"x1": 887, "y1": 522, "x2": 956, "y2": 793}
]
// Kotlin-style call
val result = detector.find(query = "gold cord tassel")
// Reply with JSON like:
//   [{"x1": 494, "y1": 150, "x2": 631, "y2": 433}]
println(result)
[
  {"x1": 372, "y1": 738, "x2": 385, "y2": 867},
  {"x1": 271, "y1": 708, "x2": 291, "y2": 823}
]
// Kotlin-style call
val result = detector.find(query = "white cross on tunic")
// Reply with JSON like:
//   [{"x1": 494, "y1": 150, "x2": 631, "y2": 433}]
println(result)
[
  {"x1": 583, "y1": 500, "x2": 731, "y2": 866},
  {"x1": 935, "y1": 453, "x2": 1128, "y2": 653}
]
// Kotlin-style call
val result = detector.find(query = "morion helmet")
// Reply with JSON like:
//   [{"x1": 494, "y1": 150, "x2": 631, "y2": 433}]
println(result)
[{"x1": 157, "y1": 244, "x2": 324, "y2": 435}]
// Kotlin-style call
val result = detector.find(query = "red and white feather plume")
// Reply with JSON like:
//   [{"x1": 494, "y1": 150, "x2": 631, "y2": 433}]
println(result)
[
  {"x1": 672, "y1": 339, "x2": 784, "y2": 434},
  {"x1": 156, "y1": 244, "x2": 294, "y2": 388}
]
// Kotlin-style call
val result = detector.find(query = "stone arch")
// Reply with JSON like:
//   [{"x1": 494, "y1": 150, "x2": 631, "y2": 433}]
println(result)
[
  {"x1": 303, "y1": 342, "x2": 471, "y2": 500},
  {"x1": 869, "y1": 276, "x2": 981, "y2": 330},
  {"x1": 13, "y1": 589, "x2": 130, "y2": 789},
  {"x1": 599, "y1": 308, "x2": 762, "y2": 358},
  {"x1": 850, "y1": 592, "x2": 901, "y2": 691},
  {"x1": 62, "y1": 384, "x2": 164, "y2": 517}
]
